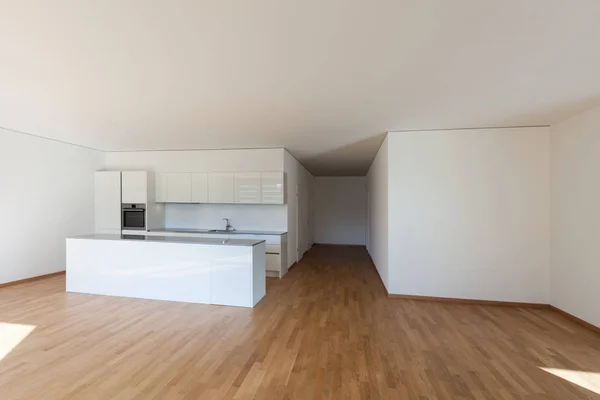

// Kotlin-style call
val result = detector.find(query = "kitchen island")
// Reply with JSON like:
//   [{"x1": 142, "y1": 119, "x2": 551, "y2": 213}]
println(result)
[{"x1": 66, "y1": 234, "x2": 266, "y2": 307}]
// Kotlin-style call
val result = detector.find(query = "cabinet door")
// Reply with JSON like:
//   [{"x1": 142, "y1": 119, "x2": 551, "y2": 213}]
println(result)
[
  {"x1": 210, "y1": 254, "x2": 252, "y2": 307},
  {"x1": 166, "y1": 173, "x2": 192, "y2": 203},
  {"x1": 261, "y1": 172, "x2": 285, "y2": 204},
  {"x1": 191, "y1": 173, "x2": 209, "y2": 203},
  {"x1": 122, "y1": 171, "x2": 147, "y2": 204},
  {"x1": 235, "y1": 172, "x2": 261, "y2": 204},
  {"x1": 95, "y1": 171, "x2": 122, "y2": 233},
  {"x1": 266, "y1": 254, "x2": 281, "y2": 272},
  {"x1": 155, "y1": 174, "x2": 167, "y2": 203},
  {"x1": 208, "y1": 173, "x2": 235, "y2": 204}
]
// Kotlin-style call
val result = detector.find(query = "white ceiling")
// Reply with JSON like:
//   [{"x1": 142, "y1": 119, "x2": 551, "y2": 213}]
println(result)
[{"x1": 1, "y1": 0, "x2": 600, "y2": 175}]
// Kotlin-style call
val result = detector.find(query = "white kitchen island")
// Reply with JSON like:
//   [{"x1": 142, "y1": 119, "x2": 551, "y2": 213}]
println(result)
[{"x1": 66, "y1": 234, "x2": 266, "y2": 307}]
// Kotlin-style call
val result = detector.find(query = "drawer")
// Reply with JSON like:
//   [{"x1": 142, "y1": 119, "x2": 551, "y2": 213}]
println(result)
[
  {"x1": 265, "y1": 244, "x2": 281, "y2": 255},
  {"x1": 122, "y1": 229, "x2": 147, "y2": 235},
  {"x1": 266, "y1": 254, "x2": 280, "y2": 272}
]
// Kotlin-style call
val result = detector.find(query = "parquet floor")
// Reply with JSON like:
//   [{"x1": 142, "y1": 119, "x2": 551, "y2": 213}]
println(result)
[{"x1": 0, "y1": 245, "x2": 599, "y2": 399}]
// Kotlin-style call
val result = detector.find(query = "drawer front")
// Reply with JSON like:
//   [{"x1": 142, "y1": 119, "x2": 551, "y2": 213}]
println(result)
[
  {"x1": 266, "y1": 254, "x2": 280, "y2": 272},
  {"x1": 265, "y1": 244, "x2": 281, "y2": 254}
]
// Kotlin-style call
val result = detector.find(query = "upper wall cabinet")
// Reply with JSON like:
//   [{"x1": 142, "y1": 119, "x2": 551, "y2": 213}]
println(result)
[
  {"x1": 191, "y1": 173, "x2": 209, "y2": 203},
  {"x1": 155, "y1": 174, "x2": 168, "y2": 203},
  {"x1": 261, "y1": 172, "x2": 285, "y2": 204},
  {"x1": 166, "y1": 173, "x2": 192, "y2": 203},
  {"x1": 235, "y1": 172, "x2": 261, "y2": 204},
  {"x1": 156, "y1": 173, "x2": 194, "y2": 203},
  {"x1": 155, "y1": 171, "x2": 285, "y2": 205},
  {"x1": 208, "y1": 172, "x2": 235, "y2": 204},
  {"x1": 122, "y1": 171, "x2": 148, "y2": 204}
]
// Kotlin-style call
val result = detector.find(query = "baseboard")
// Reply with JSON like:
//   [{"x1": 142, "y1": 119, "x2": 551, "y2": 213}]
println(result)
[
  {"x1": 386, "y1": 293, "x2": 549, "y2": 308},
  {"x1": 549, "y1": 305, "x2": 600, "y2": 335},
  {"x1": 313, "y1": 243, "x2": 366, "y2": 248},
  {"x1": 385, "y1": 294, "x2": 599, "y2": 334},
  {"x1": 0, "y1": 271, "x2": 66, "y2": 289},
  {"x1": 367, "y1": 253, "x2": 550, "y2": 309},
  {"x1": 367, "y1": 254, "x2": 389, "y2": 295}
]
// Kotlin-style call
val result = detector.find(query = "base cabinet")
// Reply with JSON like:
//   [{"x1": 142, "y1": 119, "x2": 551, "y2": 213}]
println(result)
[
  {"x1": 266, "y1": 254, "x2": 280, "y2": 272},
  {"x1": 210, "y1": 255, "x2": 253, "y2": 307},
  {"x1": 67, "y1": 238, "x2": 265, "y2": 308},
  {"x1": 139, "y1": 231, "x2": 288, "y2": 278}
]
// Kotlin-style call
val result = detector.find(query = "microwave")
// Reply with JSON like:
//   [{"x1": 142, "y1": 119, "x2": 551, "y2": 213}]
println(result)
[{"x1": 122, "y1": 204, "x2": 146, "y2": 231}]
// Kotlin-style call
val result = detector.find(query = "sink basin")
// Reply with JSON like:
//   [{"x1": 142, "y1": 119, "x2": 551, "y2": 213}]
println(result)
[{"x1": 208, "y1": 229, "x2": 236, "y2": 234}]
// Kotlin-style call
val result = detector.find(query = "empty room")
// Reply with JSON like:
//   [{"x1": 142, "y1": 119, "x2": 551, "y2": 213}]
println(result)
[{"x1": 1, "y1": 1, "x2": 599, "y2": 399}]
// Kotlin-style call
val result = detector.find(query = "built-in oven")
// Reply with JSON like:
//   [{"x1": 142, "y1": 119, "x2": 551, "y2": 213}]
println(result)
[{"x1": 122, "y1": 204, "x2": 146, "y2": 231}]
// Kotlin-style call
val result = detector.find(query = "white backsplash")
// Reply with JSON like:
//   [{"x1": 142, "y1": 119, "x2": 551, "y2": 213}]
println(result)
[{"x1": 165, "y1": 204, "x2": 287, "y2": 231}]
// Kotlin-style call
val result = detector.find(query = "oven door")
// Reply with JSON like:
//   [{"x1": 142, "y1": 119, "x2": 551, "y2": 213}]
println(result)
[{"x1": 122, "y1": 209, "x2": 146, "y2": 230}]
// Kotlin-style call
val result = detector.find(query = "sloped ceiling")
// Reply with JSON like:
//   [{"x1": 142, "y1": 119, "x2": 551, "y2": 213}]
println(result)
[{"x1": 1, "y1": 0, "x2": 600, "y2": 175}]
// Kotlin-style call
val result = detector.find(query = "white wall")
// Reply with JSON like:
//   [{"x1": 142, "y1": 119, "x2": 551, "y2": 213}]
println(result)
[
  {"x1": 165, "y1": 204, "x2": 287, "y2": 231},
  {"x1": 366, "y1": 137, "x2": 389, "y2": 290},
  {"x1": 104, "y1": 148, "x2": 284, "y2": 172},
  {"x1": 283, "y1": 150, "x2": 314, "y2": 268},
  {"x1": 313, "y1": 177, "x2": 366, "y2": 245},
  {"x1": 551, "y1": 105, "x2": 600, "y2": 328},
  {"x1": 386, "y1": 128, "x2": 550, "y2": 303},
  {"x1": 0, "y1": 129, "x2": 103, "y2": 284}
]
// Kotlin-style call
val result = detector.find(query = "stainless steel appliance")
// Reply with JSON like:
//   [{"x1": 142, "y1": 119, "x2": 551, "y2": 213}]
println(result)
[{"x1": 122, "y1": 204, "x2": 146, "y2": 231}]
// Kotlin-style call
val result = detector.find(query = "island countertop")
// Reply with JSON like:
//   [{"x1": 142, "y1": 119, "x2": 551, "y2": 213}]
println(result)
[
  {"x1": 67, "y1": 234, "x2": 266, "y2": 307},
  {"x1": 69, "y1": 234, "x2": 265, "y2": 247}
]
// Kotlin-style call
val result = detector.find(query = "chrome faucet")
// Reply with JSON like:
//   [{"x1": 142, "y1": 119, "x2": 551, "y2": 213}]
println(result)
[{"x1": 223, "y1": 218, "x2": 233, "y2": 231}]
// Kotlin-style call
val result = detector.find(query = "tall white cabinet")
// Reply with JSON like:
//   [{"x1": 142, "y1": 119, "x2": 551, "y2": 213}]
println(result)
[
  {"x1": 121, "y1": 171, "x2": 148, "y2": 204},
  {"x1": 96, "y1": 170, "x2": 164, "y2": 233},
  {"x1": 94, "y1": 171, "x2": 122, "y2": 234}
]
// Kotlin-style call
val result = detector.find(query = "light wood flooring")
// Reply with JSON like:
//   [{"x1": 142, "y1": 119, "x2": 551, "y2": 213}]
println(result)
[{"x1": 0, "y1": 245, "x2": 599, "y2": 399}]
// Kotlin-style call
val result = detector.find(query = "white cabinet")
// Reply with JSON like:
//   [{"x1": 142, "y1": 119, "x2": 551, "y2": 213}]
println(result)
[
  {"x1": 191, "y1": 173, "x2": 208, "y2": 203},
  {"x1": 210, "y1": 255, "x2": 253, "y2": 307},
  {"x1": 122, "y1": 171, "x2": 148, "y2": 204},
  {"x1": 235, "y1": 172, "x2": 261, "y2": 204},
  {"x1": 209, "y1": 172, "x2": 235, "y2": 204},
  {"x1": 155, "y1": 174, "x2": 167, "y2": 203},
  {"x1": 261, "y1": 172, "x2": 285, "y2": 204},
  {"x1": 166, "y1": 173, "x2": 192, "y2": 203},
  {"x1": 99, "y1": 170, "x2": 163, "y2": 231},
  {"x1": 140, "y1": 231, "x2": 288, "y2": 278},
  {"x1": 155, "y1": 173, "x2": 206, "y2": 203},
  {"x1": 154, "y1": 171, "x2": 285, "y2": 205},
  {"x1": 94, "y1": 171, "x2": 122, "y2": 234},
  {"x1": 266, "y1": 254, "x2": 280, "y2": 272}
]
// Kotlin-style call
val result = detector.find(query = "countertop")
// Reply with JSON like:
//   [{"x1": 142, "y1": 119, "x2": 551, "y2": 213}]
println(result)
[
  {"x1": 69, "y1": 234, "x2": 265, "y2": 247},
  {"x1": 148, "y1": 228, "x2": 288, "y2": 236}
]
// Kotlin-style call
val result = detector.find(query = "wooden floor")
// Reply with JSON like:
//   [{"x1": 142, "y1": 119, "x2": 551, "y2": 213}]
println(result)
[{"x1": 0, "y1": 246, "x2": 599, "y2": 399}]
